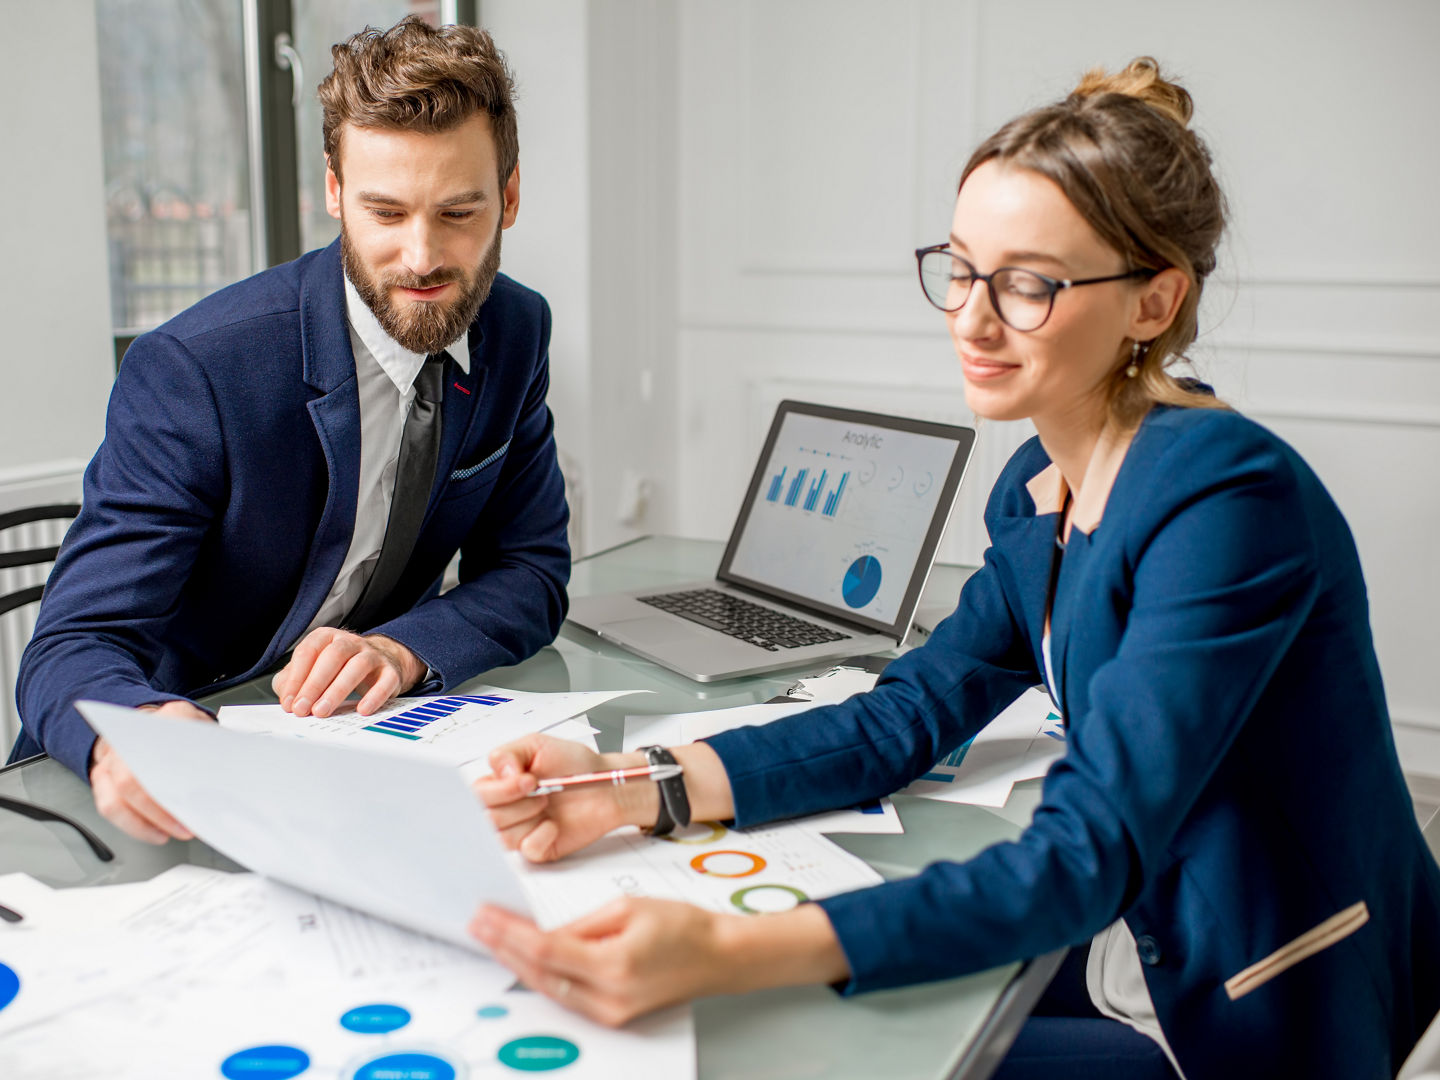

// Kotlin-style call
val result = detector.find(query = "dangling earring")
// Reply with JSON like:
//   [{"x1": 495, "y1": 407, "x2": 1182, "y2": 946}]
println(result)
[{"x1": 1125, "y1": 339, "x2": 1142, "y2": 379}]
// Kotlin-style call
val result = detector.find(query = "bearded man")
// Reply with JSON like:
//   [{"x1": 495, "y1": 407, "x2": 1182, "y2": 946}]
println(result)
[{"x1": 13, "y1": 17, "x2": 570, "y2": 844}]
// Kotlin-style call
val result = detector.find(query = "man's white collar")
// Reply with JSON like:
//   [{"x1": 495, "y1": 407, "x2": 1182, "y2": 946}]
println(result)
[{"x1": 343, "y1": 274, "x2": 471, "y2": 395}]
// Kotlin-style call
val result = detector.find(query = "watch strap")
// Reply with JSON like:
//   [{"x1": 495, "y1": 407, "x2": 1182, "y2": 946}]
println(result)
[{"x1": 640, "y1": 745, "x2": 690, "y2": 835}]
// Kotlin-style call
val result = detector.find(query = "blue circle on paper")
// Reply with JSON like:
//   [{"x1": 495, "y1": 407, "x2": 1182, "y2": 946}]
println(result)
[
  {"x1": 340, "y1": 1003, "x2": 411, "y2": 1034},
  {"x1": 0, "y1": 963, "x2": 18, "y2": 1013},
  {"x1": 478, "y1": 1004, "x2": 510, "y2": 1019},
  {"x1": 352, "y1": 1053, "x2": 456, "y2": 1080},
  {"x1": 497, "y1": 1035, "x2": 581, "y2": 1071},
  {"x1": 841, "y1": 555, "x2": 883, "y2": 609},
  {"x1": 219, "y1": 1045, "x2": 310, "y2": 1079}
]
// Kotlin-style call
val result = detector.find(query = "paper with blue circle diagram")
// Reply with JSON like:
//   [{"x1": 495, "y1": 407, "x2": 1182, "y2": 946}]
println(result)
[
  {"x1": 78, "y1": 700, "x2": 534, "y2": 952},
  {"x1": 0, "y1": 866, "x2": 693, "y2": 1079}
]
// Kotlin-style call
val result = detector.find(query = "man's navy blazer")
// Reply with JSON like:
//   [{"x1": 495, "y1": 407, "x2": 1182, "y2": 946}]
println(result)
[
  {"x1": 706, "y1": 407, "x2": 1440, "y2": 1079},
  {"x1": 15, "y1": 240, "x2": 570, "y2": 777}
]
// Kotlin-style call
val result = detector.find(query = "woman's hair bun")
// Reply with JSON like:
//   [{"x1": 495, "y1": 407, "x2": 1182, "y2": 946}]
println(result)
[{"x1": 1070, "y1": 56, "x2": 1193, "y2": 128}]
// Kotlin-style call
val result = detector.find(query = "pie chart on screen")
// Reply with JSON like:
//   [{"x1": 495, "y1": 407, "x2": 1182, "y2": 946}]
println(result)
[{"x1": 842, "y1": 555, "x2": 883, "y2": 608}]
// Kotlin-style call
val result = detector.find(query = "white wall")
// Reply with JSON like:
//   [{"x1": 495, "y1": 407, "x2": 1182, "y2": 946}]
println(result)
[
  {"x1": 0, "y1": 0, "x2": 113, "y2": 499},
  {"x1": 644, "y1": 1, "x2": 1440, "y2": 772}
]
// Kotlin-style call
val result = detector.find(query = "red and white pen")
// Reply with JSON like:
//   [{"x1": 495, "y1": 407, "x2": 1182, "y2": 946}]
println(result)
[{"x1": 525, "y1": 762, "x2": 684, "y2": 797}]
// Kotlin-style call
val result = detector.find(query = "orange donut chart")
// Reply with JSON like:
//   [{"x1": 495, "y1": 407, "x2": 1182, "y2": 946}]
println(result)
[{"x1": 689, "y1": 849, "x2": 767, "y2": 878}]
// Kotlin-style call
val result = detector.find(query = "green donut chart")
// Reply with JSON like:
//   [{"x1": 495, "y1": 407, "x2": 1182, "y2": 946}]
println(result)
[{"x1": 730, "y1": 884, "x2": 809, "y2": 915}]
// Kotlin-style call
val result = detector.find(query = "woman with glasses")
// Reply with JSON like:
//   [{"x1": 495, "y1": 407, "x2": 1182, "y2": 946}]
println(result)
[{"x1": 470, "y1": 58, "x2": 1440, "y2": 1079}]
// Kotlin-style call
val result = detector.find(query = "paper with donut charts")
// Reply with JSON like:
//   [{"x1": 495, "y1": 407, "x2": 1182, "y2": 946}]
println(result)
[{"x1": 516, "y1": 819, "x2": 884, "y2": 928}]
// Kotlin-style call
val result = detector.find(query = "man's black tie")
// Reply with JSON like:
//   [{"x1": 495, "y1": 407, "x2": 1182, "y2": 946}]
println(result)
[{"x1": 346, "y1": 353, "x2": 446, "y2": 630}]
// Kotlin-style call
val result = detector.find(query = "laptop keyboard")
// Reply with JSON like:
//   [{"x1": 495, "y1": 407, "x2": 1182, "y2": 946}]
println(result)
[{"x1": 638, "y1": 588, "x2": 850, "y2": 651}]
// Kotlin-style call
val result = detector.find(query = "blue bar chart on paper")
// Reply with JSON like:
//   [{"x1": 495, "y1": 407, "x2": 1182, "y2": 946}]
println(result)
[{"x1": 364, "y1": 694, "x2": 512, "y2": 740}]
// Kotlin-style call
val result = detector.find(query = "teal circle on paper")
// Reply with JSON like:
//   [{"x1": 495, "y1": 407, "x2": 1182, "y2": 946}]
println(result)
[
  {"x1": 352, "y1": 1052, "x2": 456, "y2": 1080},
  {"x1": 0, "y1": 963, "x2": 18, "y2": 1013},
  {"x1": 497, "y1": 1035, "x2": 581, "y2": 1071},
  {"x1": 340, "y1": 1003, "x2": 411, "y2": 1034},
  {"x1": 219, "y1": 1045, "x2": 311, "y2": 1079},
  {"x1": 477, "y1": 1004, "x2": 510, "y2": 1019}
]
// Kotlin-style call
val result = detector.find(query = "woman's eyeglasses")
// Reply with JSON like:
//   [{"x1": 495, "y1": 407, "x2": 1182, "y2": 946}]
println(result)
[{"x1": 915, "y1": 245, "x2": 1156, "y2": 332}]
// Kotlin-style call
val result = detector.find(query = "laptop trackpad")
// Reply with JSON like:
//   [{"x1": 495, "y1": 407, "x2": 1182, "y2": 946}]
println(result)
[{"x1": 605, "y1": 615, "x2": 694, "y2": 648}]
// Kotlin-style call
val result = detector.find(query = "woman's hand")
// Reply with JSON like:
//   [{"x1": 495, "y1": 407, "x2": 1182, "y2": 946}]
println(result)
[
  {"x1": 471, "y1": 898, "x2": 738, "y2": 1027},
  {"x1": 474, "y1": 735, "x2": 658, "y2": 862},
  {"x1": 470, "y1": 898, "x2": 851, "y2": 1027}
]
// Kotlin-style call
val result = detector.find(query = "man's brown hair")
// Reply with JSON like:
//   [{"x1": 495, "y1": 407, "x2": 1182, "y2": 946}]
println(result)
[{"x1": 319, "y1": 16, "x2": 518, "y2": 186}]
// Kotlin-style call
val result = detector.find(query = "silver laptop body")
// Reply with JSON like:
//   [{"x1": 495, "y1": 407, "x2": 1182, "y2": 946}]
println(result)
[{"x1": 567, "y1": 401, "x2": 977, "y2": 682}]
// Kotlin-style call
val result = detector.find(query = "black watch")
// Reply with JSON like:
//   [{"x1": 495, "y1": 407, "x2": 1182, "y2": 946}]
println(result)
[{"x1": 639, "y1": 745, "x2": 691, "y2": 836}]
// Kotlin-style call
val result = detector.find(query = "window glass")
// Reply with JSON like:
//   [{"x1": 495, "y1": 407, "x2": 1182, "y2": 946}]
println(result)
[
  {"x1": 293, "y1": 2, "x2": 444, "y2": 254},
  {"x1": 97, "y1": 0, "x2": 254, "y2": 334}
]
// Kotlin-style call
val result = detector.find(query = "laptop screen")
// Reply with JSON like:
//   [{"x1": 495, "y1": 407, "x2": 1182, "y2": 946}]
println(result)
[{"x1": 718, "y1": 401, "x2": 976, "y2": 639}]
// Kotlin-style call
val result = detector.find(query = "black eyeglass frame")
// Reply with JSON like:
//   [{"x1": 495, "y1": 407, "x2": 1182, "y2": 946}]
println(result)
[
  {"x1": 914, "y1": 244, "x2": 1158, "y2": 331},
  {"x1": 0, "y1": 793, "x2": 116, "y2": 863}
]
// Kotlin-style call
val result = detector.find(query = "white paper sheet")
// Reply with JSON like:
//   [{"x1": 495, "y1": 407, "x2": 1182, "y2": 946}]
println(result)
[
  {"x1": 218, "y1": 686, "x2": 644, "y2": 769},
  {"x1": 787, "y1": 666, "x2": 881, "y2": 703},
  {"x1": 623, "y1": 701, "x2": 904, "y2": 835},
  {"x1": 3, "y1": 974, "x2": 693, "y2": 1080},
  {"x1": 0, "y1": 868, "x2": 692, "y2": 1079},
  {"x1": 518, "y1": 819, "x2": 883, "y2": 929},
  {"x1": 898, "y1": 687, "x2": 1066, "y2": 807},
  {"x1": 78, "y1": 701, "x2": 533, "y2": 950}
]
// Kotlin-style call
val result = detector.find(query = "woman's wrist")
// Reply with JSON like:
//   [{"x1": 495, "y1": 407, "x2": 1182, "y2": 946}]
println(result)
[
  {"x1": 597, "y1": 751, "x2": 661, "y2": 830},
  {"x1": 600, "y1": 741, "x2": 736, "y2": 831},
  {"x1": 710, "y1": 903, "x2": 851, "y2": 994}
]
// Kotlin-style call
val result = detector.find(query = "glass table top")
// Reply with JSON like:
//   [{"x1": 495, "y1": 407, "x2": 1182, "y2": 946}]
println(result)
[{"x1": 0, "y1": 535, "x2": 1045, "y2": 1080}]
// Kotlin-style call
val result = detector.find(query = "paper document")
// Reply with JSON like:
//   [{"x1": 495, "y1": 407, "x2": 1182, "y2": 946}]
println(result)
[
  {"x1": 899, "y1": 687, "x2": 1066, "y2": 807},
  {"x1": 218, "y1": 686, "x2": 643, "y2": 769},
  {"x1": 787, "y1": 666, "x2": 882, "y2": 703},
  {"x1": 78, "y1": 701, "x2": 533, "y2": 950},
  {"x1": 0, "y1": 867, "x2": 692, "y2": 1078},
  {"x1": 519, "y1": 818, "x2": 883, "y2": 929},
  {"x1": 624, "y1": 702, "x2": 904, "y2": 836}
]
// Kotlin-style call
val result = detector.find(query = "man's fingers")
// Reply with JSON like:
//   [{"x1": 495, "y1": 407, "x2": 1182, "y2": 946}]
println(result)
[
  {"x1": 355, "y1": 663, "x2": 401, "y2": 715},
  {"x1": 99, "y1": 798, "x2": 171, "y2": 845},
  {"x1": 276, "y1": 628, "x2": 336, "y2": 705},
  {"x1": 290, "y1": 639, "x2": 362, "y2": 716},
  {"x1": 112, "y1": 769, "x2": 193, "y2": 840},
  {"x1": 311, "y1": 652, "x2": 385, "y2": 718},
  {"x1": 93, "y1": 770, "x2": 184, "y2": 844}
]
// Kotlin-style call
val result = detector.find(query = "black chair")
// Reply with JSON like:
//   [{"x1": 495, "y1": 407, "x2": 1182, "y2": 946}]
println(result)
[
  {"x1": 0, "y1": 503, "x2": 112, "y2": 886},
  {"x1": 0, "y1": 502, "x2": 81, "y2": 617}
]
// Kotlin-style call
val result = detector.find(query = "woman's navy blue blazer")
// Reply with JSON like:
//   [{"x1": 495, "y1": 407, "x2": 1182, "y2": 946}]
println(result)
[{"x1": 705, "y1": 405, "x2": 1440, "y2": 1079}]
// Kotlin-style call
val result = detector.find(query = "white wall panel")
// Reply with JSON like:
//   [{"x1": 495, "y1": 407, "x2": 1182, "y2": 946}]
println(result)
[{"x1": 664, "y1": 0, "x2": 1440, "y2": 774}]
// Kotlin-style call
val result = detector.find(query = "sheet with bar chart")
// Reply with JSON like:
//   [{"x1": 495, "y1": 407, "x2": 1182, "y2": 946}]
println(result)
[
  {"x1": 217, "y1": 687, "x2": 644, "y2": 772},
  {"x1": 728, "y1": 410, "x2": 965, "y2": 623}
]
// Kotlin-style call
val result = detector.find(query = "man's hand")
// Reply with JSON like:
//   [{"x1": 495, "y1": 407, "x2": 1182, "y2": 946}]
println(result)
[
  {"x1": 271, "y1": 628, "x2": 426, "y2": 718},
  {"x1": 90, "y1": 700, "x2": 210, "y2": 844}
]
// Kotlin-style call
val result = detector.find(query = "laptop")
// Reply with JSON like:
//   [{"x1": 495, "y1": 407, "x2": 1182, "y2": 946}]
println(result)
[{"x1": 567, "y1": 400, "x2": 977, "y2": 681}]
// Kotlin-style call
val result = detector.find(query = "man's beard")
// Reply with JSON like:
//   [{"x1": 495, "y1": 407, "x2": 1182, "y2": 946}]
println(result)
[{"x1": 341, "y1": 219, "x2": 503, "y2": 356}]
